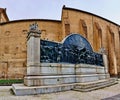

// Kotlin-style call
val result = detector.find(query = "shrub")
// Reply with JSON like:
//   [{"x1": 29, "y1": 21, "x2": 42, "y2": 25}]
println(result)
[{"x1": 0, "y1": 79, "x2": 23, "y2": 86}]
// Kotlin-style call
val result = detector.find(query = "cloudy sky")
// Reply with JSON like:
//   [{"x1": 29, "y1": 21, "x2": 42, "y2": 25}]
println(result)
[{"x1": 0, "y1": 0, "x2": 120, "y2": 24}]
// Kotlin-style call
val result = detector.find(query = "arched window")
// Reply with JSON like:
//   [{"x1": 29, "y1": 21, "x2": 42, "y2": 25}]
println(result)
[
  {"x1": 80, "y1": 19, "x2": 87, "y2": 38},
  {"x1": 108, "y1": 27, "x2": 115, "y2": 51},
  {"x1": 107, "y1": 26, "x2": 117, "y2": 76},
  {"x1": 93, "y1": 22, "x2": 102, "y2": 51},
  {"x1": 65, "y1": 23, "x2": 70, "y2": 36}
]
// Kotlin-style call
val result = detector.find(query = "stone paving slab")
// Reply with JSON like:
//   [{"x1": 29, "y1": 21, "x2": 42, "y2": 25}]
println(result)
[
  {"x1": 0, "y1": 80, "x2": 120, "y2": 100},
  {"x1": 102, "y1": 94, "x2": 120, "y2": 100}
]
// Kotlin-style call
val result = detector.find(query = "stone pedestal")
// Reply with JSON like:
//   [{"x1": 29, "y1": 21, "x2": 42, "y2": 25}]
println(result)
[{"x1": 24, "y1": 23, "x2": 41, "y2": 86}]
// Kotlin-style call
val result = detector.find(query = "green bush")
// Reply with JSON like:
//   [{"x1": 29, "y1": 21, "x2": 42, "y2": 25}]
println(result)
[{"x1": 0, "y1": 79, "x2": 23, "y2": 86}]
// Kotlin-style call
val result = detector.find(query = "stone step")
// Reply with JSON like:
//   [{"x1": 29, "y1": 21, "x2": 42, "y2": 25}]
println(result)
[
  {"x1": 12, "y1": 78, "x2": 118, "y2": 96},
  {"x1": 12, "y1": 83, "x2": 75, "y2": 96},
  {"x1": 75, "y1": 78, "x2": 117, "y2": 89},
  {"x1": 73, "y1": 78, "x2": 118, "y2": 92}
]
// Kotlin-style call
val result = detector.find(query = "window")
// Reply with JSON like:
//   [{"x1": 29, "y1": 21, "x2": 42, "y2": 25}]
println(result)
[{"x1": 65, "y1": 24, "x2": 70, "y2": 35}]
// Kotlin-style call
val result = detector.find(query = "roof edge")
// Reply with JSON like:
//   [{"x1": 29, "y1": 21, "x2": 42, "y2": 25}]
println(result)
[
  {"x1": 0, "y1": 19, "x2": 61, "y2": 25},
  {"x1": 63, "y1": 6, "x2": 120, "y2": 26}
]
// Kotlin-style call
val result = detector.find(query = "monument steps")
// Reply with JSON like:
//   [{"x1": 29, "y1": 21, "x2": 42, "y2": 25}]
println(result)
[
  {"x1": 12, "y1": 78, "x2": 117, "y2": 96},
  {"x1": 73, "y1": 78, "x2": 118, "y2": 92}
]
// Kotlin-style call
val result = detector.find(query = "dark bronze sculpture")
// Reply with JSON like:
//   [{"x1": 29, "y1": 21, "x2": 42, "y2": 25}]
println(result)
[{"x1": 40, "y1": 34, "x2": 104, "y2": 66}]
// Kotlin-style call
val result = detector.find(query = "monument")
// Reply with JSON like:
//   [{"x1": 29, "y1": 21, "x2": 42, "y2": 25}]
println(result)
[{"x1": 12, "y1": 23, "x2": 117, "y2": 96}]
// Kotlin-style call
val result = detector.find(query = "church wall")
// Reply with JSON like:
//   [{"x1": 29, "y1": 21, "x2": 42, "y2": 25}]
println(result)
[
  {"x1": 109, "y1": 23, "x2": 119, "y2": 76},
  {"x1": 92, "y1": 16, "x2": 119, "y2": 76},
  {"x1": 0, "y1": 20, "x2": 61, "y2": 79},
  {"x1": 118, "y1": 28, "x2": 120, "y2": 76}
]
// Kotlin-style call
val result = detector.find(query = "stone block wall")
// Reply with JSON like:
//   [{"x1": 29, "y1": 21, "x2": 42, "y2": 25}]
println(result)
[{"x1": 0, "y1": 20, "x2": 61, "y2": 79}]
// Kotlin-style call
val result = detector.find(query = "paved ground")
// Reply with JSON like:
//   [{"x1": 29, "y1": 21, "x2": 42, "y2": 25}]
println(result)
[{"x1": 0, "y1": 79, "x2": 120, "y2": 100}]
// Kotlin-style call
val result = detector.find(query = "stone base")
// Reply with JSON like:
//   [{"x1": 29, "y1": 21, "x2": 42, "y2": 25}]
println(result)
[{"x1": 12, "y1": 78, "x2": 118, "y2": 96}]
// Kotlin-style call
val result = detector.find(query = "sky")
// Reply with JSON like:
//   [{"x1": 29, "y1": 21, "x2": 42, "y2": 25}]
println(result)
[{"x1": 0, "y1": 0, "x2": 120, "y2": 24}]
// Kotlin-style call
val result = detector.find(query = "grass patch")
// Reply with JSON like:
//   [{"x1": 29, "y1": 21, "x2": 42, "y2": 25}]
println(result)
[{"x1": 0, "y1": 79, "x2": 23, "y2": 86}]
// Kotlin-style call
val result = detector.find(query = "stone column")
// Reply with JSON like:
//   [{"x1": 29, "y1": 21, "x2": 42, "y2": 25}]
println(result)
[
  {"x1": 24, "y1": 23, "x2": 41, "y2": 86},
  {"x1": 103, "y1": 54, "x2": 110, "y2": 78},
  {"x1": 103, "y1": 54, "x2": 108, "y2": 73}
]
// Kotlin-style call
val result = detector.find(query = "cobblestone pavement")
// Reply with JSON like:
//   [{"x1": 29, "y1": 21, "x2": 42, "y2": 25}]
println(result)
[{"x1": 0, "y1": 80, "x2": 120, "y2": 100}]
